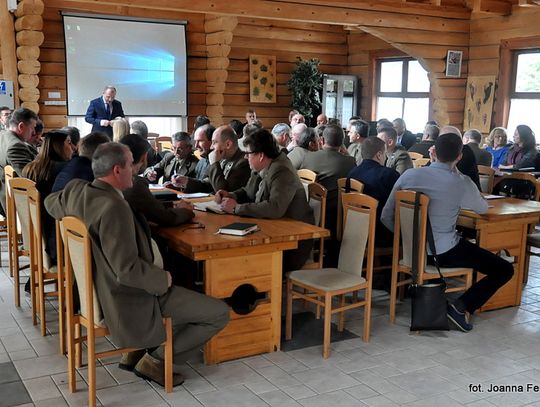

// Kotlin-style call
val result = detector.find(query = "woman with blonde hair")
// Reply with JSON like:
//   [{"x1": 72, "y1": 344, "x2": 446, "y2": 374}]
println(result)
[
  {"x1": 484, "y1": 127, "x2": 509, "y2": 168},
  {"x1": 112, "y1": 117, "x2": 130, "y2": 142}
]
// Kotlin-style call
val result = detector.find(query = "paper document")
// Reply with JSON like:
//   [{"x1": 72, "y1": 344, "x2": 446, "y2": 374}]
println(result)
[
  {"x1": 484, "y1": 195, "x2": 505, "y2": 200},
  {"x1": 193, "y1": 200, "x2": 225, "y2": 214},
  {"x1": 178, "y1": 192, "x2": 211, "y2": 199}
]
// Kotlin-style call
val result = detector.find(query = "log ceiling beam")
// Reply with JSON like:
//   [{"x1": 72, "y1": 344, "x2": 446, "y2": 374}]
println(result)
[
  {"x1": 472, "y1": 0, "x2": 512, "y2": 15},
  {"x1": 45, "y1": 0, "x2": 471, "y2": 29},
  {"x1": 518, "y1": 0, "x2": 540, "y2": 6}
]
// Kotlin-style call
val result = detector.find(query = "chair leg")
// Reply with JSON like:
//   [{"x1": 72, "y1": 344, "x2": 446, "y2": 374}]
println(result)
[
  {"x1": 363, "y1": 288, "x2": 372, "y2": 343},
  {"x1": 13, "y1": 247, "x2": 20, "y2": 307},
  {"x1": 163, "y1": 318, "x2": 173, "y2": 393},
  {"x1": 58, "y1": 267, "x2": 66, "y2": 354},
  {"x1": 390, "y1": 269, "x2": 399, "y2": 323},
  {"x1": 87, "y1": 326, "x2": 97, "y2": 407},
  {"x1": 323, "y1": 293, "x2": 332, "y2": 359},
  {"x1": 75, "y1": 323, "x2": 82, "y2": 369},
  {"x1": 38, "y1": 265, "x2": 46, "y2": 337},
  {"x1": 337, "y1": 294, "x2": 345, "y2": 332},
  {"x1": 67, "y1": 314, "x2": 76, "y2": 393},
  {"x1": 30, "y1": 262, "x2": 37, "y2": 326},
  {"x1": 285, "y1": 279, "x2": 293, "y2": 340}
]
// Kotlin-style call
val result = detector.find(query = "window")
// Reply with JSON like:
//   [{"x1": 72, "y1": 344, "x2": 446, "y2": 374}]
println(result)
[
  {"x1": 375, "y1": 58, "x2": 430, "y2": 134},
  {"x1": 507, "y1": 49, "x2": 540, "y2": 137}
]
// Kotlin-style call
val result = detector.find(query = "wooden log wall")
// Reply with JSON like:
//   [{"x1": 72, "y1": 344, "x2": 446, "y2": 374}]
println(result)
[
  {"x1": 347, "y1": 32, "x2": 395, "y2": 120},
  {"x1": 469, "y1": 7, "x2": 540, "y2": 128},
  {"x1": 225, "y1": 18, "x2": 349, "y2": 127},
  {"x1": 40, "y1": 1, "x2": 208, "y2": 130}
]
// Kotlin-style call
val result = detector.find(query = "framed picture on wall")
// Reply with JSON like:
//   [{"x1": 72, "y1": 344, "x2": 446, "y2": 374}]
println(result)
[
  {"x1": 249, "y1": 55, "x2": 276, "y2": 103},
  {"x1": 463, "y1": 75, "x2": 496, "y2": 133},
  {"x1": 446, "y1": 50, "x2": 463, "y2": 78}
]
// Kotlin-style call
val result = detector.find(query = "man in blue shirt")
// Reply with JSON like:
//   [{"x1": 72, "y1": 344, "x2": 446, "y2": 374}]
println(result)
[{"x1": 382, "y1": 133, "x2": 513, "y2": 332}]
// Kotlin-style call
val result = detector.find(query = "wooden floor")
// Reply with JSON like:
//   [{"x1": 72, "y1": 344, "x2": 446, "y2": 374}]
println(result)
[{"x1": 1, "y1": 246, "x2": 540, "y2": 406}]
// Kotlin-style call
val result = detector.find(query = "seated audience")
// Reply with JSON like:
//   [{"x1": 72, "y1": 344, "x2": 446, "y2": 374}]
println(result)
[
  {"x1": 238, "y1": 122, "x2": 262, "y2": 152},
  {"x1": 286, "y1": 122, "x2": 307, "y2": 152},
  {"x1": 172, "y1": 126, "x2": 251, "y2": 193},
  {"x1": 378, "y1": 127, "x2": 413, "y2": 174},
  {"x1": 23, "y1": 131, "x2": 73, "y2": 264},
  {"x1": 45, "y1": 142, "x2": 229, "y2": 387},
  {"x1": 440, "y1": 126, "x2": 480, "y2": 189},
  {"x1": 229, "y1": 119, "x2": 244, "y2": 137},
  {"x1": 144, "y1": 132, "x2": 198, "y2": 183},
  {"x1": 60, "y1": 126, "x2": 81, "y2": 157},
  {"x1": 463, "y1": 129, "x2": 493, "y2": 167},
  {"x1": 120, "y1": 134, "x2": 195, "y2": 226},
  {"x1": 216, "y1": 129, "x2": 314, "y2": 272},
  {"x1": 271, "y1": 123, "x2": 291, "y2": 154},
  {"x1": 193, "y1": 114, "x2": 210, "y2": 130},
  {"x1": 382, "y1": 133, "x2": 513, "y2": 332},
  {"x1": 316, "y1": 114, "x2": 328, "y2": 126},
  {"x1": 376, "y1": 118, "x2": 393, "y2": 133},
  {"x1": 27, "y1": 118, "x2": 44, "y2": 155},
  {"x1": 290, "y1": 112, "x2": 305, "y2": 127},
  {"x1": 408, "y1": 124, "x2": 439, "y2": 158},
  {"x1": 288, "y1": 127, "x2": 319, "y2": 170},
  {"x1": 0, "y1": 107, "x2": 39, "y2": 215},
  {"x1": 500, "y1": 125, "x2": 537, "y2": 170},
  {"x1": 349, "y1": 137, "x2": 399, "y2": 247},
  {"x1": 347, "y1": 119, "x2": 369, "y2": 164},
  {"x1": 393, "y1": 118, "x2": 416, "y2": 149},
  {"x1": 131, "y1": 120, "x2": 160, "y2": 166},
  {"x1": 245, "y1": 109, "x2": 257, "y2": 125},
  {"x1": 484, "y1": 127, "x2": 510, "y2": 168}
]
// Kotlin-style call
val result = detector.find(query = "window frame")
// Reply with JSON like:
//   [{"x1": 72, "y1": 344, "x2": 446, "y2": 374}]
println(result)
[
  {"x1": 509, "y1": 48, "x2": 540, "y2": 99},
  {"x1": 373, "y1": 56, "x2": 431, "y2": 121}
]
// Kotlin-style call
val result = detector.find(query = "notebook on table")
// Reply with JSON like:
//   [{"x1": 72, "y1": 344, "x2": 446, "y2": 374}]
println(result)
[
  {"x1": 193, "y1": 200, "x2": 225, "y2": 214},
  {"x1": 217, "y1": 222, "x2": 259, "y2": 236}
]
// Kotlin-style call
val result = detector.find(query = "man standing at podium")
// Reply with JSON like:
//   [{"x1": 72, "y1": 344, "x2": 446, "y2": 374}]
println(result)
[{"x1": 85, "y1": 85, "x2": 125, "y2": 139}]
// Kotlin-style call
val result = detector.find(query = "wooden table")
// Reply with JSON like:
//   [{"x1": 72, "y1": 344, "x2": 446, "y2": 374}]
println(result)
[
  {"x1": 458, "y1": 197, "x2": 540, "y2": 311},
  {"x1": 157, "y1": 211, "x2": 329, "y2": 364}
]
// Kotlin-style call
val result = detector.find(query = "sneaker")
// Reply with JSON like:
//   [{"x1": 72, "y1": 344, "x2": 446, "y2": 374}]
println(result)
[
  {"x1": 447, "y1": 303, "x2": 473, "y2": 332},
  {"x1": 118, "y1": 349, "x2": 147, "y2": 371},
  {"x1": 133, "y1": 353, "x2": 184, "y2": 387}
]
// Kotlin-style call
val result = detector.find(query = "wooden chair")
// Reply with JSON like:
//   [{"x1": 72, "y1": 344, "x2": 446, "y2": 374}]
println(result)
[
  {"x1": 9, "y1": 177, "x2": 34, "y2": 311},
  {"x1": 62, "y1": 216, "x2": 173, "y2": 407},
  {"x1": 408, "y1": 152, "x2": 424, "y2": 160},
  {"x1": 478, "y1": 165, "x2": 495, "y2": 194},
  {"x1": 336, "y1": 177, "x2": 364, "y2": 241},
  {"x1": 27, "y1": 185, "x2": 60, "y2": 337},
  {"x1": 5, "y1": 165, "x2": 17, "y2": 279},
  {"x1": 303, "y1": 182, "x2": 327, "y2": 270},
  {"x1": 412, "y1": 158, "x2": 430, "y2": 168},
  {"x1": 156, "y1": 136, "x2": 172, "y2": 153},
  {"x1": 297, "y1": 169, "x2": 317, "y2": 198},
  {"x1": 286, "y1": 192, "x2": 376, "y2": 358},
  {"x1": 147, "y1": 133, "x2": 159, "y2": 151},
  {"x1": 389, "y1": 190, "x2": 473, "y2": 323}
]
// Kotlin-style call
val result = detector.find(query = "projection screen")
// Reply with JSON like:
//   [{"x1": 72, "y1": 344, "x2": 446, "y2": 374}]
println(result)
[{"x1": 63, "y1": 13, "x2": 187, "y2": 116}]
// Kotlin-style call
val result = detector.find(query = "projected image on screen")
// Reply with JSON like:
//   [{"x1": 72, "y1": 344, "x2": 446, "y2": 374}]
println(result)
[{"x1": 63, "y1": 15, "x2": 187, "y2": 116}]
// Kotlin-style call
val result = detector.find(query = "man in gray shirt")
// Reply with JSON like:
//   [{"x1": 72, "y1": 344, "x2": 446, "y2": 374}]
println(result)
[{"x1": 381, "y1": 133, "x2": 513, "y2": 332}]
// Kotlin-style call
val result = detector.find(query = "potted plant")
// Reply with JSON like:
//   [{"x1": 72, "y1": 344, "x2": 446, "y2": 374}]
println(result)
[{"x1": 287, "y1": 58, "x2": 322, "y2": 125}]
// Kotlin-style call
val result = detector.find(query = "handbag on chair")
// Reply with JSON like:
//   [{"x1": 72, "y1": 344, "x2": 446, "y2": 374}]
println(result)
[{"x1": 409, "y1": 191, "x2": 450, "y2": 331}]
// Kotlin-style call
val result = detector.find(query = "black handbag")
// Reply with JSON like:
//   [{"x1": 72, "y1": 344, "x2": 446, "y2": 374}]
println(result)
[{"x1": 409, "y1": 192, "x2": 449, "y2": 331}]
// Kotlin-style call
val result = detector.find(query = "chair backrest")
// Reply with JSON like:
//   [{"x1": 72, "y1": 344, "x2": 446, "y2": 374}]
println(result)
[
  {"x1": 336, "y1": 178, "x2": 364, "y2": 241},
  {"x1": 496, "y1": 172, "x2": 540, "y2": 201},
  {"x1": 9, "y1": 178, "x2": 35, "y2": 251},
  {"x1": 156, "y1": 136, "x2": 172, "y2": 153},
  {"x1": 477, "y1": 165, "x2": 495, "y2": 194},
  {"x1": 297, "y1": 169, "x2": 317, "y2": 184},
  {"x1": 394, "y1": 190, "x2": 429, "y2": 270},
  {"x1": 308, "y1": 182, "x2": 327, "y2": 228},
  {"x1": 27, "y1": 185, "x2": 54, "y2": 270},
  {"x1": 62, "y1": 216, "x2": 104, "y2": 327},
  {"x1": 413, "y1": 158, "x2": 430, "y2": 168},
  {"x1": 4, "y1": 165, "x2": 17, "y2": 235},
  {"x1": 338, "y1": 192, "x2": 376, "y2": 278},
  {"x1": 408, "y1": 152, "x2": 424, "y2": 160}
]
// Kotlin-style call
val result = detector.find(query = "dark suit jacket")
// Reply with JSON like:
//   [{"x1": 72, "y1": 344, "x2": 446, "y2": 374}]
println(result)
[
  {"x1": 458, "y1": 145, "x2": 481, "y2": 190},
  {"x1": 84, "y1": 97, "x2": 125, "y2": 138},
  {"x1": 398, "y1": 130, "x2": 417, "y2": 150},
  {"x1": 123, "y1": 176, "x2": 194, "y2": 226},
  {"x1": 0, "y1": 130, "x2": 37, "y2": 214},
  {"x1": 51, "y1": 156, "x2": 95, "y2": 193},
  {"x1": 45, "y1": 179, "x2": 169, "y2": 348},
  {"x1": 348, "y1": 159, "x2": 400, "y2": 246},
  {"x1": 468, "y1": 143, "x2": 493, "y2": 167},
  {"x1": 407, "y1": 140, "x2": 434, "y2": 158}
]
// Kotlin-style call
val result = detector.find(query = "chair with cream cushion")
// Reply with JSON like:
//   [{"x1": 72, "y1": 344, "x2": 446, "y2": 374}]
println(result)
[
  {"x1": 302, "y1": 182, "x2": 327, "y2": 270},
  {"x1": 389, "y1": 190, "x2": 473, "y2": 323},
  {"x1": 286, "y1": 192, "x2": 376, "y2": 358},
  {"x1": 477, "y1": 165, "x2": 495, "y2": 194},
  {"x1": 336, "y1": 177, "x2": 364, "y2": 241},
  {"x1": 27, "y1": 183, "x2": 60, "y2": 337},
  {"x1": 62, "y1": 216, "x2": 173, "y2": 407}
]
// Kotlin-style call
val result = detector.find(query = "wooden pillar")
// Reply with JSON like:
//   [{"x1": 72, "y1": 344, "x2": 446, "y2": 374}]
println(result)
[
  {"x1": 0, "y1": 0, "x2": 19, "y2": 106},
  {"x1": 15, "y1": 0, "x2": 44, "y2": 113},
  {"x1": 205, "y1": 15, "x2": 237, "y2": 125}
]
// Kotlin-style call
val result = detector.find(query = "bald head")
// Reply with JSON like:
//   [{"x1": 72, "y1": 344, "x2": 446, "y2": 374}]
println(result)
[{"x1": 440, "y1": 125, "x2": 462, "y2": 138}]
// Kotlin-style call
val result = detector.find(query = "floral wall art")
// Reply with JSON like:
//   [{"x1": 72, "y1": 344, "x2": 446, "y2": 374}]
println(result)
[{"x1": 249, "y1": 55, "x2": 276, "y2": 103}]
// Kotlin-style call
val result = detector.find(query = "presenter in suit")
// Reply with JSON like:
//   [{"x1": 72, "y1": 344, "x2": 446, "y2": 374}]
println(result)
[{"x1": 85, "y1": 85, "x2": 125, "y2": 139}]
